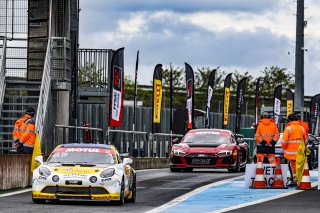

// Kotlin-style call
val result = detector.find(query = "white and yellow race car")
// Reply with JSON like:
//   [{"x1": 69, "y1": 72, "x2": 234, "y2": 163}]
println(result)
[{"x1": 32, "y1": 143, "x2": 136, "y2": 205}]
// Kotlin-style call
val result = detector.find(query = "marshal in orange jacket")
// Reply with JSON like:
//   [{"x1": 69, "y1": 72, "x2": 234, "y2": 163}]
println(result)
[
  {"x1": 13, "y1": 114, "x2": 36, "y2": 147},
  {"x1": 281, "y1": 121, "x2": 307, "y2": 161},
  {"x1": 255, "y1": 118, "x2": 280, "y2": 144}
]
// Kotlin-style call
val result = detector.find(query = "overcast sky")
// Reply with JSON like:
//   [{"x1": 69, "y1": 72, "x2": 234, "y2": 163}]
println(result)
[{"x1": 79, "y1": 0, "x2": 320, "y2": 96}]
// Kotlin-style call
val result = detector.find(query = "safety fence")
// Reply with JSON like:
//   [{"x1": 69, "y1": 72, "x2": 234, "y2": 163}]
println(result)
[
  {"x1": 0, "y1": 36, "x2": 6, "y2": 114},
  {"x1": 54, "y1": 125, "x2": 184, "y2": 158}
]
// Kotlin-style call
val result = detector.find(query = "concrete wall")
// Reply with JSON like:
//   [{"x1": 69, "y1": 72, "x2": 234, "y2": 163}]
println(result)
[
  {"x1": 131, "y1": 158, "x2": 170, "y2": 170},
  {"x1": 0, "y1": 155, "x2": 169, "y2": 190}
]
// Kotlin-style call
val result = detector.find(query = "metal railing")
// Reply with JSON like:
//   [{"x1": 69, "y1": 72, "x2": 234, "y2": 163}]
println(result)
[
  {"x1": 78, "y1": 49, "x2": 113, "y2": 88},
  {"x1": 0, "y1": 36, "x2": 6, "y2": 113},
  {"x1": 54, "y1": 124, "x2": 184, "y2": 158},
  {"x1": 35, "y1": 38, "x2": 52, "y2": 144}
]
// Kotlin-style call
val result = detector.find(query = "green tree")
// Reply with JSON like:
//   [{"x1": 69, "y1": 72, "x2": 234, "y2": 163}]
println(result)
[
  {"x1": 124, "y1": 75, "x2": 135, "y2": 101},
  {"x1": 259, "y1": 66, "x2": 294, "y2": 99},
  {"x1": 161, "y1": 66, "x2": 185, "y2": 88},
  {"x1": 79, "y1": 63, "x2": 104, "y2": 87}
]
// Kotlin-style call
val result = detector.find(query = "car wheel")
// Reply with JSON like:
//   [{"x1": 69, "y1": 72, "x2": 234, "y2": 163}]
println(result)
[
  {"x1": 112, "y1": 178, "x2": 125, "y2": 205},
  {"x1": 32, "y1": 198, "x2": 46, "y2": 204},
  {"x1": 308, "y1": 151, "x2": 315, "y2": 170},
  {"x1": 170, "y1": 168, "x2": 181, "y2": 172},
  {"x1": 126, "y1": 175, "x2": 136, "y2": 203},
  {"x1": 228, "y1": 154, "x2": 240, "y2": 173}
]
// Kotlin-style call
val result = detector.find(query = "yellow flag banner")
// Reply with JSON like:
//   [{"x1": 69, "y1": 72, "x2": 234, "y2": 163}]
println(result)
[
  {"x1": 31, "y1": 134, "x2": 42, "y2": 173},
  {"x1": 287, "y1": 100, "x2": 293, "y2": 117},
  {"x1": 296, "y1": 139, "x2": 311, "y2": 186},
  {"x1": 223, "y1": 87, "x2": 230, "y2": 125}
]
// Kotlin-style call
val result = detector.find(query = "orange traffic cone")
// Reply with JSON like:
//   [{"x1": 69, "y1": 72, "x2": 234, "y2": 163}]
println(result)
[
  {"x1": 271, "y1": 155, "x2": 287, "y2": 189},
  {"x1": 297, "y1": 162, "x2": 312, "y2": 190},
  {"x1": 251, "y1": 157, "x2": 267, "y2": 189}
]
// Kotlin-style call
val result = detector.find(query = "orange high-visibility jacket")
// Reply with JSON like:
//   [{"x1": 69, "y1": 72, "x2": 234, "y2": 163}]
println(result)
[
  {"x1": 255, "y1": 118, "x2": 280, "y2": 144},
  {"x1": 286, "y1": 120, "x2": 309, "y2": 140},
  {"x1": 13, "y1": 114, "x2": 36, "y2": 147},
  {"x1": 12, "y1": 115, "x2": 29, "y2": 141},
  {"x1": 281, "y1": 121, "x2": 307, "y2": 160}
]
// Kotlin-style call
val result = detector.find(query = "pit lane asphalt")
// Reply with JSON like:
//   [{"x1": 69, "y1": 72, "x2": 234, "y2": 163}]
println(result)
[
  {"x1": 0, "y1": 168, "x2": 242, "y2": 213},
  {"x1": 228, "y1": 187, "x2": 320, "y2": 213}
]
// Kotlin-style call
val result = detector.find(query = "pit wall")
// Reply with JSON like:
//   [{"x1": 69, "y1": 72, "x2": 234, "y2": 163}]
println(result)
[{"x1": 0, "y1": 155, "x2": 170, "y2": 190}]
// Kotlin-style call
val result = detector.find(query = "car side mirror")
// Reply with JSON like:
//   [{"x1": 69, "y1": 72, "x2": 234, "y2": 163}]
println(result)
[
  {"x1": 172, "y1": 138, "x2": 180, "y2": 144},
  {"x1": 123, "y1": 158, "x2": 133, "y2": 166},
  {"x1": 235, "y1": 134, "x2": 244, "y2": 144},
  {"x1": 119, "y1": 153, "x2": 129, "y2": 160},
  {"x1": 35, "y1": 156, "x2": 44, "y2": 165}
]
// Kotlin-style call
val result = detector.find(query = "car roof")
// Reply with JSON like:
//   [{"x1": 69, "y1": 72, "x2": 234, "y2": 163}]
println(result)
[
  {"x1": 58, "y1": 143, "x2": 113, "y2": 149},
  {"x1": 187, "y1": 128, "x2": 233, "y2": 134}
]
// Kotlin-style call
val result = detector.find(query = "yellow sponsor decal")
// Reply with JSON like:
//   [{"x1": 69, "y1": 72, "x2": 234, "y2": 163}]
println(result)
[
  {"x1": 223, "y1": 87, "x2": 230, "y2": 125},
  {"x1": 32, "y1": 191, "x2": 57, "y2": 199},
  {"x1": 53, "y1": 167, "x2": 104, "y2": 174},
  {"x1": 287, "y1": 100, "x2": 293, "y2": 117},
  {"x1": 153, "y1": 79, "x2": 162, "y2": 123},
  {"x1": 91, "y1": 193, "x2": 120, "y2": 200},
  {"x1": 32, "y1": 191, "x2": 120, "y2": 201}
]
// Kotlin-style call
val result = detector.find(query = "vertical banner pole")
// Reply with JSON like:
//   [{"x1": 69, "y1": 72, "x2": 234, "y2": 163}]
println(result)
[
  {"x1": 222, "y1": 73, "x2": 232, "y2": 129},
  {"x1": 185, "y1": 63, "x2": 195, "y2": 130},
  {"x1": 170, "y1": 63, "x2": 173, "y2": 144},
  {"x1": 235, "y1": 78, "x2": 247, "y2": 134},
  {"x1": 205, "y1": 69, "x2": 216, "y2": 129},
  {"x1": 273, "y1": 85, "x2": 282, "y2": 126},
  {"x1": 133, "y1": 50, "x2": 139, "y2": 155},
  {"x1": 255, "y1": 78, "x2": 260, "y2": 125}
]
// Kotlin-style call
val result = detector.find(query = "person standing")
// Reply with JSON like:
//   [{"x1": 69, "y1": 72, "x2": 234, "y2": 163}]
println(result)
[
  {"x1": 255, "y1": 111, "x2": 280, "y2": 164},
  {"x1": 12, "y1": 107, "x2": 36, "y2": 154},
  {"x1": 281, "y1": 113, "x2": 308, "y2": 185}
]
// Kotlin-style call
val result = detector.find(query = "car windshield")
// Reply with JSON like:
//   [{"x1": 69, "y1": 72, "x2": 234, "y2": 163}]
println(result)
[
  {"x1": 47, "y1": 147, "x2": 115, "y2": 164},
  {"x1": 182, "y1": 131, "x2": 231, "y2": 144}
]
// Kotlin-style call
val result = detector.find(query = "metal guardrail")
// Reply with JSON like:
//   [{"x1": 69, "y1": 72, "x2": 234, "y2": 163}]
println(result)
[
  {"x1": 35, "y1": 38, "x2": 52, "y2": 144},
  {"x1": 0, "y1": 36, "x2": 6, "y2": 114},
  {"x1": 54, "y1": 124, "x2": 184, "y2": 158}
]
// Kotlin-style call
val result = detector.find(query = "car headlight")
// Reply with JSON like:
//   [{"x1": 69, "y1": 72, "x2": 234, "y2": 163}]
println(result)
[
  {"x1": 100, "y1": 168, "x2": 115, "y2": 178},
  {"x1": 173, "y1": 149, "x2": 186, "y2": 156},
  {"x1": 218, "y1": 150, "x2": 232, "y2": 156},
  {"x1": 39, "y1": 167, "x2": 51, "y2": 177}
]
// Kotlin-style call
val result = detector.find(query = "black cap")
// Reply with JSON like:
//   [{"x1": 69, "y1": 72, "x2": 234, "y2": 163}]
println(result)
[
  {"x1": 25, "y1": 107, "x2": 36, "y2": 116},
  {"x1": 287, "y1": 113, "x2": 298, "y2": 122}
]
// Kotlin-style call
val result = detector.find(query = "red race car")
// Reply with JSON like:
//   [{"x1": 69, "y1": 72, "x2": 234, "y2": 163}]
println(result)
[{"x1": 170, "y1": 129, "x2": 250, "y2": 172}]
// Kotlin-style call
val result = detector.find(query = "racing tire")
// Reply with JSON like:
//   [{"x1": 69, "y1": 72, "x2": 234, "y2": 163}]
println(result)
[
  {"x1": 126, "y1": 175, "x2": 136, "y2": 203},
  {"x1": 112, "y1": 178, "x2": 125, "y2": 206},
  {"x1": 32, "y1": 198, "x2": 46, "y2": 204},
  {"x1": 170, "y1": 168, "x2": 181, "y2": 172},
  {"x1": 228, "y1": 154, "x2": 240, "y2": 173}
]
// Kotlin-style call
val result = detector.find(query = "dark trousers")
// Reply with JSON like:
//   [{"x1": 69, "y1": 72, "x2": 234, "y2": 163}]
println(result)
[{"x1": 17, "y1": 145, "x2": 34, "y2": 154}]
